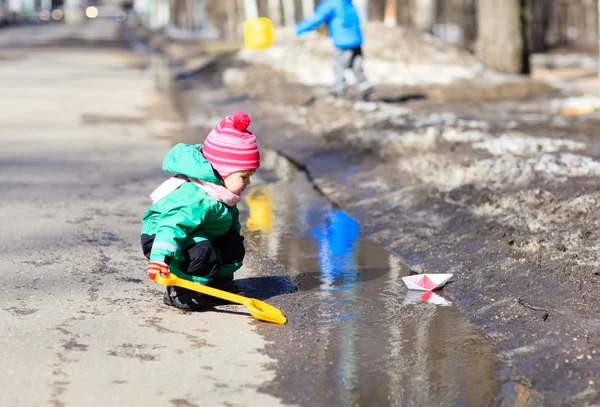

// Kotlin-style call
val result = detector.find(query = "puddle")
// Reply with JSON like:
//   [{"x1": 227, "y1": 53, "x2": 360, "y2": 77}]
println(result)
[{"x1": 237, "y1": 161, "x2": 505, "y2": 406}]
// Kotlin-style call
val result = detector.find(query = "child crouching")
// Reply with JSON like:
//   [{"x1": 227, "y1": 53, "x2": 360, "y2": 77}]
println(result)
[{"x1": 141, "y1": 111, "x2": 259, "y2": 311}]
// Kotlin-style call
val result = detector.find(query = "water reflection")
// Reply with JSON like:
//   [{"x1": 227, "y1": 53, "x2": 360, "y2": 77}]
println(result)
[
  {"x1": 314, "y1": 210, "x2": 361, "y2": 292},
  {"x1": 315, "y1": 210, "x2": 361, "y2": 405},
  {"x1": 241, "y1": 171, "x2": 503, "y2": 406},
  {"x1": 245, "y1": 186, "x2": 273, "y2": 233},
  {"x1": 403, "y1": 290, "x2": 453, "y2": 307}
]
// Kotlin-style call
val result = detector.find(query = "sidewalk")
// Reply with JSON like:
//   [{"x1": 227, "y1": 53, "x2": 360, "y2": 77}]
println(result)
[{"x1": 0, "y1": 20, "x2": 287, "y2": 407}]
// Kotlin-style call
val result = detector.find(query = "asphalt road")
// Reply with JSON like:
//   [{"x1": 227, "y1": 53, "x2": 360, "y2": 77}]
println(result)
[{"x1": 0, "y1": 21, "x2": 288, "y2": 407}]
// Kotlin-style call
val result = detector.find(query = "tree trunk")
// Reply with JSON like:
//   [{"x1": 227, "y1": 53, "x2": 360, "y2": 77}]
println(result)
[
  {"x1": 243, "y1": 0, "x2": 258, "y2": 19},
  {"x1": 301, "y1": 0, "x2": 314, "y2": 20},
  {"x1": 281, "y1": 0, "x2": 294, "y2": 26},
  {"x1": 226, "y1": 0, "x2": 241, "y2": 39},
  {"x1": 528, "y1": 0, "x2": 554, "y2": 53},
  {"x1": 476, "y1": 0, "x2": 530, "y2": 74},
  {"x1": 354, "y1": 0, "x2": 369, "y2": 23},
  {"x1": 397, "y1": 0, "x2": 412, "y2": 26},
  {"x1": 268, "y1": 0, "x2": 282, "y2": 26},
  {"x1": 369, "y1": 0, "x2": 385, "y2": 21},
  {"x1": 584, "y1": 0, "x2": 595, "y2": 42},
  {"x1": 206, "y1": 0, "x2": 227, "y2": 39},
  {"x1": 412, "y1": 0, "x2": 436, "y2": 32}
]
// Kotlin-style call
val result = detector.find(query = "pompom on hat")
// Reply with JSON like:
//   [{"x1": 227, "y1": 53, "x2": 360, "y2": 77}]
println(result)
[{"x1": 202, "y1": 111, "x2": 260, "y2": 178}]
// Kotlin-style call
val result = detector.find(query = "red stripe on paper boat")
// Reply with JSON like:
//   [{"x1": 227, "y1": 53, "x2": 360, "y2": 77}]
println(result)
[{"x1": 401, "y1": 273, "x2": 453, "y2": 291}]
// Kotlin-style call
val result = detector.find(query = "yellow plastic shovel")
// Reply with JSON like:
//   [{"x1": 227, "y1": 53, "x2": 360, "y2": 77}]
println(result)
[{"x1": 153, "y1": 272, "x2": 287, "y2": 325}]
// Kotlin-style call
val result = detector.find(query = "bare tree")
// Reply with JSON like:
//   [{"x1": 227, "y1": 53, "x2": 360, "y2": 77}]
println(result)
[
  {"x1": 354, "y1": 0, "x2": 369, "y2": 22},
  {"x1": 281, "y1": 0, "x2": 294, "y2": 26},
  {"x1": 397, "y1": 0, "x2": 413, "y2": 26},
  {"x1": 528, "y1": 0, "x2": 554, "y2": 53},
  {"x1": 268, "y1": 0, "x2": 282, "y2": 25},
  {"x1": 476, "y1": 0, "x2": 530, "y2": 74},
  {"x1": 243, "y1": 0, "x2": 258, "y2": 19},
  {"x1": 301, "y1": 0, "x2": 315, "y2": 20},
  {"x1": 369, "y1": 0, "x2": 385, "y2": 21},
  {"x1": 412, "y1": 0, "x2": 436, "y2": 32}
]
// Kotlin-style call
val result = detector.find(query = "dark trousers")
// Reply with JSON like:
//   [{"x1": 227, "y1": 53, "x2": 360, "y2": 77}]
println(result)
[{"x1": 141, "y1": 229, "x2": 245, "y2": 280}]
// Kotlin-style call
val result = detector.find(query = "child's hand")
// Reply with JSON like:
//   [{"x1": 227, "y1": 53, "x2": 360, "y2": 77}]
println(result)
[{"x1": 147, "y1": 261, "x2": 169, "y2": 281}]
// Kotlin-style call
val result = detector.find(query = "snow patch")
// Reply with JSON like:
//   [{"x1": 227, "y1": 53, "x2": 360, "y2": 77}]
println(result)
[
  {"x1": 533, "y1": 153, "x2": 600, "y2": 177},
  {"x1": 441, "y1": 127, "x2": 488, "y2": 143},
  {"x1": 473, "y1": 132, "x2": 585, "y2": 156}
]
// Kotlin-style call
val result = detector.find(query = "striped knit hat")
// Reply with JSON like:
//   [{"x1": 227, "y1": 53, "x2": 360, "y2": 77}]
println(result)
[{"x1": 202, "y1": 111, "x2": 260, "y2": 178}]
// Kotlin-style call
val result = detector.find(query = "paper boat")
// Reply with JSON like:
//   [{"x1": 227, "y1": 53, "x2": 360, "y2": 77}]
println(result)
[
  {"x1": 403, "y1": 290, "x2": 452, "y2": 306},
  {"x1": 401, "y1": 273, "x2": 453, "y2": 291}
]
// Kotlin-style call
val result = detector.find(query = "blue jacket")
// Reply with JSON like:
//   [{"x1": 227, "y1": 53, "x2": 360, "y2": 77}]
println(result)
[{"x1": 296, "y1": 0, "x2": 363, "y2": 49}]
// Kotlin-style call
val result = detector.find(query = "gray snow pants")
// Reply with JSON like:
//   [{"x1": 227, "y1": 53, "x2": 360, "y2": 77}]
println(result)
[{"x1": 332, "y1": 46, "x2": 371, "y2": 95}]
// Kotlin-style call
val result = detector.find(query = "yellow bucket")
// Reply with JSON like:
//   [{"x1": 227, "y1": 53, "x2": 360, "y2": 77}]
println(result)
[{"x1": 243, "y1": 17, "x2": 275, "y2": 50}]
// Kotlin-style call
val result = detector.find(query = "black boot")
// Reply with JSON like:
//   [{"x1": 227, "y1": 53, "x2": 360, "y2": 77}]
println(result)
[
  {"x1": 207, "y1": 275, "x2": 245, "y2": 305},
  {"x1": 163, "y1": 286, "x2": 206, "y2": 311},
  {"x1": 210, "y1": 275, "x2": 245, "y2": 296}
]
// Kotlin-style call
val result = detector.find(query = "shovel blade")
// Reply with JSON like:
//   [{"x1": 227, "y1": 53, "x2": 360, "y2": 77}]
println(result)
[{"x1": 246, "y1": 299, "x2": 287, "y2": 325}]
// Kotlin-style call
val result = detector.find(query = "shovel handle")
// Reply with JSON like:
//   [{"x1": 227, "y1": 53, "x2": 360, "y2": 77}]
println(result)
[{"x1": 153, "y1": 273, "x2": 248, "y2": 306}]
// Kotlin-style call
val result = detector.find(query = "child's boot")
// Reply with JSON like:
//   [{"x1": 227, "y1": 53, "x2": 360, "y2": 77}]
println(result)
[{"x1": 163, "y1": 286, "x2": 206, "y2": 311}]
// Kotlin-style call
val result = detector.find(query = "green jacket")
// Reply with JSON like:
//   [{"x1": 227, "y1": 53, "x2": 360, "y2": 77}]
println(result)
[{"x1": 141, "y1": 143, "x2": 243, "y2": 283}]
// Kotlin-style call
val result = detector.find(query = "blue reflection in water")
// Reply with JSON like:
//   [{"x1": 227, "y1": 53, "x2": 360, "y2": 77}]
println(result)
[
  {"x1": 311, "y1": 209, "x2": 361, "y2": 404},
  {"x1": 312, "y1": 210, "x2": 361, "y2": 291}
]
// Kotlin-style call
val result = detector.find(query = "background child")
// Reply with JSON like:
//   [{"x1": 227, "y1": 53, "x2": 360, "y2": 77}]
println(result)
[
  {"x1": 141, "y1": 111, "x2": 260, "y2": 311},
  {"x1": 296, "y1": 0, "x2": 374, "y2": 101}
]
